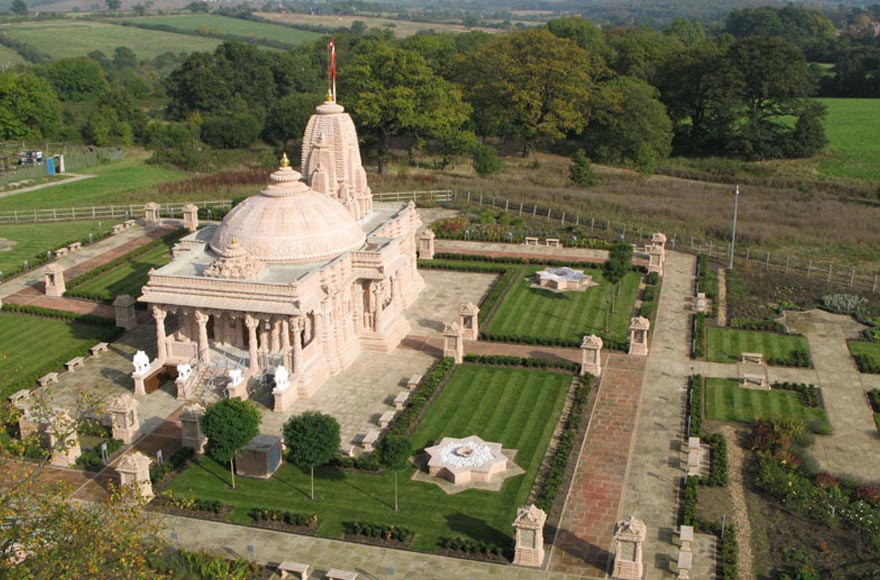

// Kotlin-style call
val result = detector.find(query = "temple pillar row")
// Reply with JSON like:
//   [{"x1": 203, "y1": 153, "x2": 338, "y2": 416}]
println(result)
[
  {"x1": 194, "y1": 310, "x2": 210, "y2": 364},
  {"x1": 152, "y1": 306, "x2": 167, "y2": 361}
]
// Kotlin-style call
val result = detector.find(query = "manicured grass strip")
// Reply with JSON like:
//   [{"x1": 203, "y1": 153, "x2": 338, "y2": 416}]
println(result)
[
  {"x1": 706, "y1": 328, "x2": 810, "y2": 365},
  {"x1": 120, "y1": 15, "x2": 320, "y2": 46},
  {"x1": 168, "y1": 365, "x2": 570, "y2": 553},
  {"x1": 848, "y1": 340, "x2": 880, "y2": 373},
  {"x1": 704, "y1": 378, "x2": 829, "y2": 430},
  {"x1": 0, "y1": 312, "x2": 120, "y2": 400},
  {"x1": 70, "y1": 245, "x2": 172, "y2": 301},
  {"x1": 0, "y1": 221, "x2": 114, "y2": 276}
]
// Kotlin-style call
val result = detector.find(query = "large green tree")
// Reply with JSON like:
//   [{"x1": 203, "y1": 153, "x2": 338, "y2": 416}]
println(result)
[
  {"x1": 341, "y1": 38, "x2": 472, "y2": 174},
  {"x1": 283, "y1": 411, "x2": 340, "y2": 501},
  {"x1": 0, "y1": 72, "x2": 60, "y2": 140},
  {"x1": 377, "y1": 435, "x2": 411, "y2": 512},
  {"x1": 11, "y1": 0, "x2": 27, "y2": 15},
  {"x1": 456, "y1": 28, "x2": 597, "y2": 157},
  {"x1": 200, "y1": 398, "x2": 261, "y2": 489},
  {"x1": 41, "y1": 57, "x2": 108, "y2": 102}
]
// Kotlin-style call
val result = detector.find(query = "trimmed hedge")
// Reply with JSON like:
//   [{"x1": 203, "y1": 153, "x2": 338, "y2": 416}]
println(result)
[
  {"x1": 332, "y1": 452, "x2": 381, "y2": 472},
  {"x1": 640, "y1": 301, "x2": 657, "y2": 322},
  {"x1": 477, "y1": 268, "x2": 519, "y2": 325},
  {"x1": 693, "y1": 313, "x2": 706, "y2": 359},
  {"x1": 1, "y1": 303, "x2": 117, "y2": 327},
  {"x1": 868, "y1": 389, "x2": 880, "y2": 413},
  {"x1": 438, "y1": 536, "x2": 503, "y2": 557},
  {"x1": 645, "y1": 271, "x2": 660, "y2": 285},
  {"x1": 478, "y1": 330, "x2": 627, "y2": 351},
  {"x1": 385, "y1": 357, "x2": 456, "y2": 439},
  {"x1": 154, "y1": 495, "x2": 227, "y2": 515},
  {"x1": 855, "y1": 354, "x2": 880, "y2": 374},
  {"x1": 76, "y1": 438, "x2": 122, "y2": 470},
  {"x1": 702, "y1": 432, "x2": 729, "y2": 487},
  {"x1": 767, "y1": 348, "x2": 812, "y2": 368},
  {"x1": 343, "y1": 521, "x2": 412, "y2": 544},
  {"x1": 774, "y1": 382, "x2": 821, "y2": 408},
  {"x1": 642, "y1": 284, "x2": 659, "y2": 302},
  {"x1": 251, "y1": 508, "x2": 318, "y2": 528},
  {"x1": 730, "y1": 318, "x2": 788, "y2": 333},
  {"x1": 462, "y1": 354, "x2": 579, "y2": 372},
  {"x1": 688, "y1": 375, "x2": 704, "y2": 438}
]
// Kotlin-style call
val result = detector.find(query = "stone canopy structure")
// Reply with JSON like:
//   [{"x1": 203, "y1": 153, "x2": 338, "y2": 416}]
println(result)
[{"x1": 140, "y1": 97, "x2": 424, "y2": 402}]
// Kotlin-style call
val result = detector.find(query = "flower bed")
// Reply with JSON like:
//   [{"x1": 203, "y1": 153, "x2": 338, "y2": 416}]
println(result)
[
  {"x1": 343, "y1": 521, "x2": 413, "y2": 548},
  {"x1": 249, "y1": 508, "x2": 319, "y2": 534},
  {"x1": 151, "y1": 493, "x2": 232, "y2": 522},
  {"x1": 438, "y1": 536, "x2": 507, "y2": 563}
]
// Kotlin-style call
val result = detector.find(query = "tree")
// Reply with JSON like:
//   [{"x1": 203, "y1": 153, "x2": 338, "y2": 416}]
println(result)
[
  {"x1": 113, "y1": 46, "x2": 138, "y2": 69},
  {"x1": 569, "y1": 149, "x2": 597, "y2": 187},
  {"x1": 11, "y1": 0, "x2": 27, "y2": 15},
  {"x1": 604, "y1": 242, "x2": 633, "y2": 311},
  {"x1": 283, "y1": 411, "x2": 340, "y2": 501},
  {"x1": 377, "y1": 435, "x2": 410, "y2": 512},
  {"x1": 547, "y1": 16, "x2": 608, "y2": 65},
  {"x1": 262, "y1": 92, "x2": 323, "y2": 146},
  {"x1": 42, "y1": 57, "x2": 108, "y2": 101},
  {"x1": 105, "y1": 0, "x2": 121, "y2": 10},
  {"x1": 0, "y1": 72, "x2": 61, "y2": 140},
  {"x1": 133, "y1": 3, "x2": 146, "y2": 15},
  {"x1": 200, "y1": 398, "x2": 261, "y2": 489},
  {"x1": 201, "y1": 113, "x2": 261, "y2": 149},
  {"x1": 472, "y1": 143, "x2": 502, "y2": 177},
  {"x1": 456, "y1": 28, "x2": 598, "y2": 157}
]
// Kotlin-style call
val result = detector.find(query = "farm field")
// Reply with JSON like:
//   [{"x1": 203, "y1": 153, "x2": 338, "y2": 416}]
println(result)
[
  {"x1": 0, "y1": 312, "x2": 119, "y2": 400},
  {"x1": 0, "y1": 20, "x2": 221, "y2": 60},
  {"x1": 0, "y1": 44, "x2": 25, "y2": 67},
  {"x1": 704, "y1": 378, "x2": 829, "y2": 430},
  {"x1": 69, "y1": 245, "x2": 172, "y2": 301},
  {"x1": 814, "y1": 98, "x2": 880, "y2": 182},
  {"x1": 257, "y1": 12, "x2": 498, "y2": 37},
  {"x1": 484, "y1": 267, "x2": 641, "y2": 345},
  {"x1": 0, "y1": 220, "x2": 113, "y2": 276},
  {"x1": 120, "y1": 14, "x2": 320, "y2": 46},
  {"x1": 706, "y1": 327, "x2": 810, "y2": 365},
  {"x1": 169, "y1": 364, "x2": 571, "y2": 552}
]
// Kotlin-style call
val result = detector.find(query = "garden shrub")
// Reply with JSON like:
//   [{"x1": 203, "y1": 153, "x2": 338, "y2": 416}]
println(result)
[
  {"x1": 730, "y1": 318, "x2": 788, "y2": 333},
  {"x1": 1, "y1": 303, "x2": 117, "y2": 327},
  {"x1": 149, "y1": 446, "x2": 195, "y2": 483},
  {"x1": 639, "y1": 301, "x2": 657, "y2": 322},
  {"x1": 855, "y1": 354, "x2": 880, "y2": 374},
  {"x1": 821, "y1": 293, "x2": 866, "y2": 314},
  {"x1": 688, "y1": 375, "x2": 703, "y2": 437},
  {"x1": 642, "y1": 285, "x2": 659, "y2": 302},
  {"x1": 868, "y1": 389, "x2": 880, "y2": 413},
  {"x1": 702, "y1": 433, "x2": 729, "y2": 487},
  {"x1": 692, "y1": 314, "x2": 706, "y2": 358},
  {"x1": 462, "y1": 354, "x2": 578, "y2": 372},
  {"x1": 154, "y1": 494, "x2": 227, "y2": 515},
  {"x1": 774, "y1": 382, "x2": 821, "y2": 408},
  {"x1": 438, "y1": 536, "x2": 503, "y2": 557},
  {"x1": 767, "y1": 348, "x2": 812, "y2": 368},
  {"x1": 343, "y1": 521, "x2": 412, "y2": 544},
  {"x1": 250, "y1": 508, "x2": 318, "y2": 528},
  {"x1": 76, "y1": 438, "x2": 122, "y2": 470},
  {"x1": 645, "y1": 271, "x2": 660, "y2": 285},
  {"x1": 332, "y1": 452, "x2": 381, "y2": 471}
]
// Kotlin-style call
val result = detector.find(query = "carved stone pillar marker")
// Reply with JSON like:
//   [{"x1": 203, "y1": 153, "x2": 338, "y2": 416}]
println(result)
[
  {"x1": 43, "y1": 263, "x2": 66, "y2": 297},
  {"x1": 580, "y1": 334, "x2": 604, "y2": 377},
  {"x1": 419, "y1": 228, "x2": 436, "y2": 260},
  {"x1": 611, "y1": 516, "x2": 647, "y2": 580},
  {"x1": 152, "y1": 306, "x2": 167, "y2": 361},
  {"x1": 290, "y1": 317, "x2": 305, "y2": 374},
  {"x1": 181, "y1": 203, "x2": 199, "y2": 232},
  {"x1": 458, "y1": 303, "x2": 480, "y2": 341},
  {"x1": 648, "y1": 244, "x2": 664, "y2": 276},
  {"x1": 245, "y1": 315, "x2": 260, "y2": 373},
  {"x1": 194, "y1": 311, "x2": 210, "y2": 364},
  {"x1": 113, "y1": 294, "x2": 137, "y2": 330},
  {"x1": 179, "y1": 403, "x2": 207, "y2": 453},
  {"x1": 513, "y1": 504, "x2": 547, "y2": 567},
  {"x1": 144, "y1": 202, "x2": 161, "y2": 226},
  {"x1": 443, "y1": 322, "x2": 464, "y2": 363},
  {"x1": 651, "y1": 232, "x2": 667, "y2": 259},
  {"x1": 116, "y1": 451, "x2": 153, "y2": 501},
  {"x1": 109, "y1": 393, "x2": 139, "y2": 444},
  {"x1": 628, "y1": 316, "x2": 650, "y2": 357}
]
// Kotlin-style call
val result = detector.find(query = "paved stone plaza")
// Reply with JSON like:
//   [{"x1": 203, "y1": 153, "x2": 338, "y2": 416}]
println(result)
[{"x1": 404, "y1": 269, "x2": 497, "y2": 337}]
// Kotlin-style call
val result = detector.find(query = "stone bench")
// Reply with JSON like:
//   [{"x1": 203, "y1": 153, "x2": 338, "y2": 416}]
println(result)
[
  {"x1": 393, "y1": 391, "x2": 409, "y2": 410},
  {"x1": 65, "y1": 357, "x2": 85, "y2": 372},
  {"x1": 679, "y1": 525, "x2": 694, "y2": 551},
  {"x1": 38, "y1": 372, "x2": 59, "y2": 386},
  {"x1": 361, "y1": 430, "x2": 380, "y2": 452},
  {"x1": 90, "y1": 342, "x2": 109, "y2": 356},
  {"x1": 407, "y1": 374, "x2": 422, "y2": 391},
  {"x1": 686, "y1": 448, "x2": 701, "y2": 477},
  {"x1": 524, "y1": 237, "x2": 539, "y2": 245},
  {"x1": 54, "y1": 247, "x2": 68, "y2": 257},
  {"x1": 378, "y1": 410, "x2": 395, "y2": 429},
  {"x1": 687, "y1": 436, "x2": 700, "y2": 451},
  {"x1": 546, "y1": 238, "x2": 561, "y2": 247},
  {"x1": 741, "y1": 373, "x2": 768, "y2": 389},
  {"x1": 326, "y1": 569, "x2": 358, "y2": 580},
  {"x1": 67, "y1": 242, "x2": 81, "y2": 252},
  {"x1": 8, "y1": 389, "x2": 31, "y2": 405},
  {"x1": 741, "y1": 352, "x2": 764, "y2": 365},
  {"x1": 278, "y1": 561, "x2": 310, "y2": 579},
  {"x1": 123, "y1": 219, "x2": 136, "y2": 229},
  {"x1": 676, "y1": 548, "x2": 693, "y2": 579},
  {"x1": 112, "y1": 224, "x2": 124, "y2": 235}
]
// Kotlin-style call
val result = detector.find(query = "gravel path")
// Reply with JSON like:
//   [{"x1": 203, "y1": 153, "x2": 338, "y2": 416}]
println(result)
[{"x1": 720, "y1": 424, "x2": 754, "y2": 580}]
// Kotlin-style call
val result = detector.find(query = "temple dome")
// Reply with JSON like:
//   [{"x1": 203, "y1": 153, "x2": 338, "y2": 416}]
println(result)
[{"x1": 209, "y1": 163, "x2": 366, "y2": 264}]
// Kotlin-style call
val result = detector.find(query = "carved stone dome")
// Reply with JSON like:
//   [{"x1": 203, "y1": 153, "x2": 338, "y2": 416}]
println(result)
[{"x1": 209, "y1": 162, "x2": 366, "y2": 264}]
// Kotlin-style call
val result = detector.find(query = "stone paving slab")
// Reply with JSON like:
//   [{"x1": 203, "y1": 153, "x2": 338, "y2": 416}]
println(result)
[
  {"x1": 404, "y1": 269, "x2": 497, "y2": 337},
  {"x1": 435, "y1": 239, "x2": 610, "y2": 264}
]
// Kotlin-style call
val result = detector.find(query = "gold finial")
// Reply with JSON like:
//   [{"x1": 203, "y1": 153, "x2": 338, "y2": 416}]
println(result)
[
  {"x1": 280, "y1": 153, "x2": 290, "y2": 168},
  {"x1": 326, "y1": 88, "x2": 334, "y2": 102},
  {"x1": 230, "y1": 237, "x2": 238, "y2": 245}
]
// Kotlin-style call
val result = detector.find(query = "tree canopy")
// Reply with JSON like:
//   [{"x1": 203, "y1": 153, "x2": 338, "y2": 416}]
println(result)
[
  {"x1": 0, "y1": 72, "x2": 61, "y2": 140},
  {"x1": 283, "y1": 411, "x2": 341, "y2": 500},
  {"x1": 200, "y1": 398, "x2": 261, "y2": 488}
]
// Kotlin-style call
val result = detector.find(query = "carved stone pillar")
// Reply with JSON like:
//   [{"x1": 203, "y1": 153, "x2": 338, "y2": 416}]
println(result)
[
  {"x1": 152, "y1": 306, "x2": 167, "y2": 361},
  {"x1": 259, "y1": 320, "x2": 270, "y2": 355},
  {"x1": 290, "y1": 317, "x2": 305, "y2": 374},
  {"x1": 513, "y1": 504, "x2": 547, "y2": 567},
  {"x1": 281, "y1": 318, "x2": 292, "y2": 368},
  {"x1": 580, "y1": 335, "x2": 603, "y2": 377},
  {"x1": 628, "y1": 316, "x2": 650, "y2": 357},
  {"x1": 194, "y1": 311, "x2": 210, "y2": 364},
  {"x1": 245, "y1": 315, "x2": 260, "y2": 373},
  {"x1": 270, "y1": 318, "x2": 281, "y2": 353}
]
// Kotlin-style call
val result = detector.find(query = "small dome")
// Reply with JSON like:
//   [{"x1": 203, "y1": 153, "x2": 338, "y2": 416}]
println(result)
[{"x1": 209, "y1": 164, "x2": 366, "y2": 264}]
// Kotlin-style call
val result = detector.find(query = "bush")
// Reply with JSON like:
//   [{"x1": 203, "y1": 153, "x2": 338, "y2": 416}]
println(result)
[
  {"x1": 332, "y1": 452, "x2": 381, "y2": 471},
  {"x1": 154, "y1": 494, "x2": 227, "y2": 515},
  {"x1": 200, "y1": 113, "x2": 260, "y2": 149},
  {"x1": 702, "y1": 432, "x2": 729, "y2": 487},
  {"x1": 693, "y1": 314, "x2": 706, "y2": 358},
  {"x1": 250, "y1": 508, "x2": 318, "y2": 528},
  {"x1": 767, "y1": 348, "x2": 812, "y2": 368},
  {"x1": 821, "y1": 293, "x2": 866, "y2": 314},
  {"x1": 688, "y1": 375, "x2": 704, "y2": 438},
  {"x1": 855, "y1": 354, "x2": 880, "y2": 374},
  {"x1": 75, "y1": 438, "x2": 122, "y2": 470},
  {"x1": 472, "y1": 144, "x2": 503, "y2": 177},
  {"x1": 462, "y1": 354, "x2": 578, "y2": 372},
  {"x1": 868, "y1": 389, "x2": 880, "y2": 413},
  {"x1": 639, "y1": 302, "x2": 657, "y2": 322},
  {"x1": 645, "y1": 271, "x2": 660, "y2": 285},
  {"x1": 569, "y1": 149, "x2": 597, "y2": 187},
  {"x1": 729, "y1": 318, "x2": 788, "y2": 333},
  {"x1": 343, "y1": 521, "x2": 412, "y2": 544},
  {"x1": 642, "y1": 284, "x2": 659, "y2": 302},
  {"x1": 1, "y1": 303, "x2": 117, "y2": 327},
  {"x1": 149, "y1": 446, "x2": 195, "y2": 484},
  {"x1": 438, "y1": 536, "x2": 503, "y2": 557},
  {"x1": 774, "y1": 382, "x2": 821, "y2": 408}
]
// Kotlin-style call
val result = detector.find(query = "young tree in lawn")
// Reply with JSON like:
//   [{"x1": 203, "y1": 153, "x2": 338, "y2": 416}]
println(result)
[
  {"x1": 377, "y1": 435, "x2": 411, "y2": 512},
  {"x1": 199, "y1": 398, "x2": 261, "y2": 489},
  {"x1": 604, "y1": 242, "x2": 633, "y2": 312},
  {"x1": 283, "y1": 411, "x2": 340, "y2": 501}
]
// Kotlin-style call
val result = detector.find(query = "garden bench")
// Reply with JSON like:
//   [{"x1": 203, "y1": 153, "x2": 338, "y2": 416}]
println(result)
[
  {"x1": 65, "y1": 357, "x2": 85, "y2": 372},
  {"x1": 326, "y1": 569, "x2": 358, "y2": 580},
  {"x1": 361, "y1": 430, "x2": 380, "y2": 452},
  {"x1": 676, "y1": 549, "x2": 693, "y2": 579},
  {"x1": 687, "y1": 436, "x2": 700, "y2": 451},
  {"x1": 393, "y1": 391, "x2": 409, "y2": 410},
  {"x1": 123, "y1": 219, "x2": 136, "y2": 229},
  {"x1": 741, "y1": 352, "x2": 764, "y2": 365},
  {"x1": 90, "y1": 342, "x2": 109, "y2": 356},
  {"x1": 8, "y1": 389, "x2": 30, "y2": 405},
  {"x1": 686, "y1": 449, "x2": 701, "y2": 477},
  {"x1": 378, "y1": 410, "x2": 395, "y2": 429},
  {"x1": 741, "y1": 372, "x2": 768, "y2": 389},
  {"x1": 406, "y1": 374, "x2": 422, "y2": 391},
  {"x1": 38, "y1": 372, "x2": 59, "y2": 387},
  {"x1": 67, "y1": 242, "x2": 81, "y2": 252},
  {"x1": 546, "y1": 238, "x2": 561, "y2": 247},
  {"x1": 112, "y1": 224, "x2": 124, "y2": 235},
  {"x1": 278, "y1": 561, "x2": 310, "y2": 579},
  {"x1": 695, "y1": 292, "x2": 707, "y2": 312},
  {"x1": 53, "y1": 247, "x2": 68, "y2": 257},
  {"x1": 679, "y1": 525, "x2": 694, "y2": 552},
  {"x1": 524, "y1": 237, "x2": 539, "y2": 245}
]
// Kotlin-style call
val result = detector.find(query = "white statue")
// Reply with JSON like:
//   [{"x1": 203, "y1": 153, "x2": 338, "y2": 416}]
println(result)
[
  {"x1": 272, "y1": 365, "x2": 290, "y2": 393},
  {"x1": 228, "y1": 368, "x2": 243, "y2": 387},
  {"x1": 132, "y1": 351, "x2": 150, "y2": 375},
  {"x1": 176, "y1": 364, "x2": 193, "y2": 381}
]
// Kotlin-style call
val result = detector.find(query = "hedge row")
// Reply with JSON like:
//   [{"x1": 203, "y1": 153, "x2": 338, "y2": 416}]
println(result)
[
  {"x1": 343, "y1": 521, "x2": 412, "y2": 544},
  {"x1": 688, "y1": 375, "x2": 704, "y2": 438},
  {"x1": 680, "y1": 469, "x2": 738, "y2": 580},
  {"x1": 476, "y1": 268, "x2": 519, "y2": 325},
  {"x1": 462, "y1": 354, "x2": 579, "y2": 372},
  {"x1": 868, "y1": 389, "x2": 880, "y2": 413},
  {"x1": 385, "y1": 357, "x2": 456, "y2": 439},
  {"x1": 774, "y1": 382, "x2": 821, "y2": 408},
  {"x1": 640, "y1": 301, "x2": 657, "y2": 323},
  {"x1": 416, "y1": 260, "x2": 507, "y2": 274},
  {"x1": 153, "y1": 495, "x2": 226, "y2": 515},
  {"x1": 854, "y1": 354, "x2": 880, "y2": 374},
  {"x1": 535, "y1": 378, "x2": 592, "y2": 513},
  {"x1": 729, "y1": 318, "x2": 788, "y2": 333},
  {"x1": 0, "y1": 228, "x2": 114, "y2": 281},
  {"x1": 250, "y1": 508, "x2": 318, "y2": 528},
  {"x1": 432, "y1": 252, "x2": 599, "y2": 270},
  {"x1": 645, "y1": 271, "x2": 660, "y2": 285},
  {"x1": 767, "y1": 348, "x2": 812, "y2": 368},
  {"x1": 76, "y1": 438, "x2": 122, "y2": 470},
  {"x1": 149, "y1": 446, "x2": 195, "y2": 484},
  {"x1": 701, "y1": 432, "x2": 729, "y2": 487},
  {"x1": 478, "y1": 331, "x2": 627, "y2": 352},
  {"x1": 438, "y1": 536, "x2": 503, "y2": 557},
  {"x1": 693, "y1": 314, "x2": 706, "y2": 359},
  {"x1": 1, "y1": 303, "x2": 117, "y2": 327},
  {"x1": 332, "y1": 452, "x2": 381, "y2": 472},
  {"x1": 642, "y1": 284, "x2": 659, "y2": 303},
  {"x1": 118, "y1": 20, "x2": 301, "y2": 51}
]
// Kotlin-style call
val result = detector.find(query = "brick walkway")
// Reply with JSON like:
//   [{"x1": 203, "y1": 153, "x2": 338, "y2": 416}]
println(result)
[
  {"x1": 549, "y1": 353, "x2": 646, "y2": 578},
  {"x1": 404, "y1": 334, "x2": 583, "y2": 365}
]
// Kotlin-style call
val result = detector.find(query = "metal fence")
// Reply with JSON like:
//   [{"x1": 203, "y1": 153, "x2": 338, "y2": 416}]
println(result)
[{"x1": 0, "y1": 147, "x2": 124, "y2": 187}]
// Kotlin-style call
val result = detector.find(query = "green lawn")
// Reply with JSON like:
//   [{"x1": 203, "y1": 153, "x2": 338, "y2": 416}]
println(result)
[
  {"x1": 706, "y1": 328, "x2": 810, "y2": 365},
  {"x1": 0, "y1": 220, "x2": 115, "y2": 276},
  {"x1": 0, "y1": 20, "x2": 222, "y2": 60},
  {"x1": 0, "y1": 153, "x2": 186, "y2": 212},
  {"x1": 120, "y1": 15, "x2": 319, "y2": 46},
  {"x1": 0, "y1": 312, "x2": 119, "y2": 400},
  {"x1": 704, "y1": 378, "x2": 829, "y2": 429},
  {"x1": 70, "y1": 245, "x2": 172, "y2": 301},
  {"x1": 168, "y1": 365, "x2": 572, "y2": 552},
  {"x1": 484, "y1": 267, "x2": 641, "y2": 345},
  {"x1": 848, "y1": 340, "x2": 880, "y2": 370},
  {"x1": 816, "y1": 98, "x2": 880, "y2": 181}
]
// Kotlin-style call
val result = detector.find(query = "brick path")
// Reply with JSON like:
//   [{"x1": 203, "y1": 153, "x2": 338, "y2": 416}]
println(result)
[{"x1": 404, "y1": 334, "x2": 583, "y2": 365}]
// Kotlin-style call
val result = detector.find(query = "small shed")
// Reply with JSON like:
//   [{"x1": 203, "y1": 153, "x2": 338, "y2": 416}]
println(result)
[{"x1": 236, "y1": 434, "x2": 283, "y2": 479}]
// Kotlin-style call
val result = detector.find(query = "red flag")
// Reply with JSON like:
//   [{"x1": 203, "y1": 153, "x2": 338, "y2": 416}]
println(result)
[{"x1": 328, "y1": 39, "x2": 336, "y2": 100}]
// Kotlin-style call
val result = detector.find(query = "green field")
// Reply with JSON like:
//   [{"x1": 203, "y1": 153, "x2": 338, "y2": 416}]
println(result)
[
  {"x1": 704, "y1": 378, "x2": 829, "y2": 429},
  {"x1": 0, "y1": 154, "x2": 185, "y2": 212},
  {"x1": 816, "y1": 98, "x2": 880, "y2": 181},
  {"x1": 0, "y1": 220, "x2": 114, "y2": 276},
  {"x1": 484, "y1": 267, "x2": 641, "y2": 344},
  {"x1": 121, "y1": 15, "x2": 319, "y2": 46},
  {"x1": 69, "y1": 245, "x2": 172, "y2": 301},
  {"x1": 169, "y1": 365, "x2": 571, "y2": 552},
  {"x1": 0, "y1": 44, "x2": 25, "y2": 67},
  {"x1": 0, "y1": 20, "x2": 221, "y2": 60},
  {"x1": 706, "y1": 328, "x2": 810, "y2": 365},
  {"x1": 0, "y1": 312, "x2": 119, "y2": 400}
]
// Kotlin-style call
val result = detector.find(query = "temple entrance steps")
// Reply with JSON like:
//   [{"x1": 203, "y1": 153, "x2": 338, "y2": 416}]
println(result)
[{"x1": 185, "y1": 364, "x2": 225, "y2": 405}]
